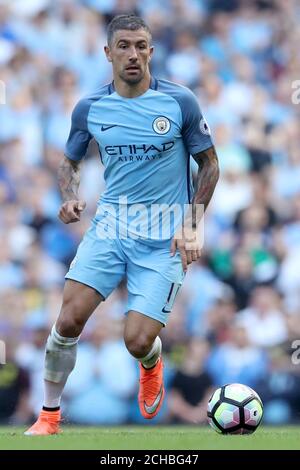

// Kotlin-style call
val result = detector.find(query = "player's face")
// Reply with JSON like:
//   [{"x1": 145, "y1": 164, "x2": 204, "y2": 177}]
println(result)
[{"x1": 105, "y1": 29, "x2": 153, "y2": 85}]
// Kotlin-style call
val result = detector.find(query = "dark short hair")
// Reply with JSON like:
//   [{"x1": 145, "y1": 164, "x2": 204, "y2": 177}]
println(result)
[{"x1": 107, "y1": 14, "x2": 152, "y2": 45}]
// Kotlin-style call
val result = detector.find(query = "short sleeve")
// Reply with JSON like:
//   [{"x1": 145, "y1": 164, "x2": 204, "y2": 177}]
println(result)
[
  {"x1": 64, "y1": 99, "x2": 93, "y2": 161},
  {"x1": 180, "y1": 89, "x2": 213, "y2": 156}
]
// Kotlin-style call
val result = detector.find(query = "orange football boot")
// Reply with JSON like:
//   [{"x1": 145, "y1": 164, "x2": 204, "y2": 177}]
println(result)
[
  {"x1": 24, "y1": 409, "x2": 61, "y2": 436},
  {"x1": 138, "y1": 357, "x2": 165, "y2": 419}
]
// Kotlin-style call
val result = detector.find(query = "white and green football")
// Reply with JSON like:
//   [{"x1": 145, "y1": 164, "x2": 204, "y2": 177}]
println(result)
[{"x1": 207, "y1": 383, "x2": 263, "y2": 434}]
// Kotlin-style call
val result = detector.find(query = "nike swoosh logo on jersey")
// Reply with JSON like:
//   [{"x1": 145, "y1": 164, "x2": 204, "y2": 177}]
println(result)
[
  {"x1": 101, "y1": 125, "x2": 117, "y2": 131},
  {"x1": 144, "y1": 385, "x2": 164, "y2": 415}
]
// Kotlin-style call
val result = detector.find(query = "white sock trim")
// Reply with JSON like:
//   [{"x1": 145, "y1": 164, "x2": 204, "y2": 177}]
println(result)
[{"x1": 44, "y1": 380, "x2": 64, "y2": 408}]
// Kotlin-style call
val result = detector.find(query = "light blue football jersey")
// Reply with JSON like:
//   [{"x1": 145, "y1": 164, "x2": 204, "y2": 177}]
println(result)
[{"x1": 65, "y1": 77, "x2": 213, "y2": 242}]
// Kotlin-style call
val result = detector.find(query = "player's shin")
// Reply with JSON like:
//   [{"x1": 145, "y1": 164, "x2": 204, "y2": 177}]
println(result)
[
  {"x1": 140, "y1": 336, "x2": 162, "y2": 369},
  {"x1": 43, "y1": 325, "x2": 79, "y2": 408}
]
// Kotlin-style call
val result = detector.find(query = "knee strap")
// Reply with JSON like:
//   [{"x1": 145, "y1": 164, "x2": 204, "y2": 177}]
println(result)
[{"x1": 140, "y1": 336, "x2": 162, "y2": 368}]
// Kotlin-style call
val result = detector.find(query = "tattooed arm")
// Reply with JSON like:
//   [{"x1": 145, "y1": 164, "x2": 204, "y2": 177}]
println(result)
[
  {"x1": 58, "y1": 156, "x2": 81, "y2": 202},
  {"x1": 57, "y1": 156, "x2": 86, "y2": 224},
  {"x1": 171, "y1": 145, "x2": 219, "y2": 271},
  {"x1": 187, "y1": 145, "x2": 220, "y2": 227}
]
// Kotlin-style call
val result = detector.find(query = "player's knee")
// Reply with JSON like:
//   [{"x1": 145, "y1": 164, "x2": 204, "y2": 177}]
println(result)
[
  {"x1": 56, "y1": 298, "x2": 87, "y2": 337},
  {"x1": 124, "y1": 333, "x2": 154, "y2": 358}
]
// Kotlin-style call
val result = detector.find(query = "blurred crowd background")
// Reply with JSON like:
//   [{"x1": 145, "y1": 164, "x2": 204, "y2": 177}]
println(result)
[{"x1": 1, "y1": 0, "x2": 300, "y2": 426}]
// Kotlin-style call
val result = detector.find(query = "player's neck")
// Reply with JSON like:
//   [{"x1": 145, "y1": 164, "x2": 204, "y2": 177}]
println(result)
[{"x1": 114, "y1": 73, "x2": 151, "y2": 98}]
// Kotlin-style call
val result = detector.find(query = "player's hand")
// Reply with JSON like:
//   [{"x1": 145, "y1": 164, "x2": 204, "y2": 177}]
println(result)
[
  {"x1": 58, "y1": 200, "x2": 86, "y2": 224},
  {"x1": 170, "y1": 227, "x2": 201, "y2": 273}
]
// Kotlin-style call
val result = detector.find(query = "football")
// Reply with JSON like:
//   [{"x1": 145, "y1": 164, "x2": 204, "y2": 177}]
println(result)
[{"x1": 207, "y1": 383, "x2": 263, "y2": 434}]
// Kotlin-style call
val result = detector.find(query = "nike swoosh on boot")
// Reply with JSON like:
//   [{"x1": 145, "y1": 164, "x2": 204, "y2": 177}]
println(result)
[{"x1": 144, "y1": 385, "x2": 164, "y2": 415}]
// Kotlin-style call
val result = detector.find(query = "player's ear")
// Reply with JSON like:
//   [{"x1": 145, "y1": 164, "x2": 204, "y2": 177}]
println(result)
[
  {"x1": 149, "y1": 46, "x2": 154, "y2": 61},
  {"x1": 104, "y1": 46, "x2": 112, "y2": 62}
]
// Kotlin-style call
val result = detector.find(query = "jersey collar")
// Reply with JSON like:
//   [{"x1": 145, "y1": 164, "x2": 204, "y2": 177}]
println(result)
[{"x1": 108, "y1": 76, "x2": 158, "y2": 95}]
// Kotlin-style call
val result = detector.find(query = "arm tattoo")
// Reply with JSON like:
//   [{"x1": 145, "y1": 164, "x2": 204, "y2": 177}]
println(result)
[
  {"x1": 58, "y1": 156, "x2": 81, "y2": 202},
  {"x1": 189, "y1": 146, "x2": 220, "y2": 228}
]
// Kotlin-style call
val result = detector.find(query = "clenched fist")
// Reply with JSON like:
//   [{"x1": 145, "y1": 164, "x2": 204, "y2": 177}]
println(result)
[{"x1": 58, "y1": 200, "x2": 86, "y2": 224}]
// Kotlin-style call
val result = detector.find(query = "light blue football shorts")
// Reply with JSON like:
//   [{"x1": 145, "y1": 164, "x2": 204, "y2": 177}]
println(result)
[{"x1": 65, "y1": 217, "x2": 184, "y2": 325}]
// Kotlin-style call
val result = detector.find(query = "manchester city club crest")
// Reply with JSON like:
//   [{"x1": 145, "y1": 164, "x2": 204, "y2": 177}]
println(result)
[{"x1": 152, "y1": 116, "x2": 171, "y2": 135}]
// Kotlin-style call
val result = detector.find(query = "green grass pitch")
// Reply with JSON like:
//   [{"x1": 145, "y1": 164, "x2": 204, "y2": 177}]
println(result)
[{"x1": 0, "y1": 426, "x2": 299, "y2": 450}]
